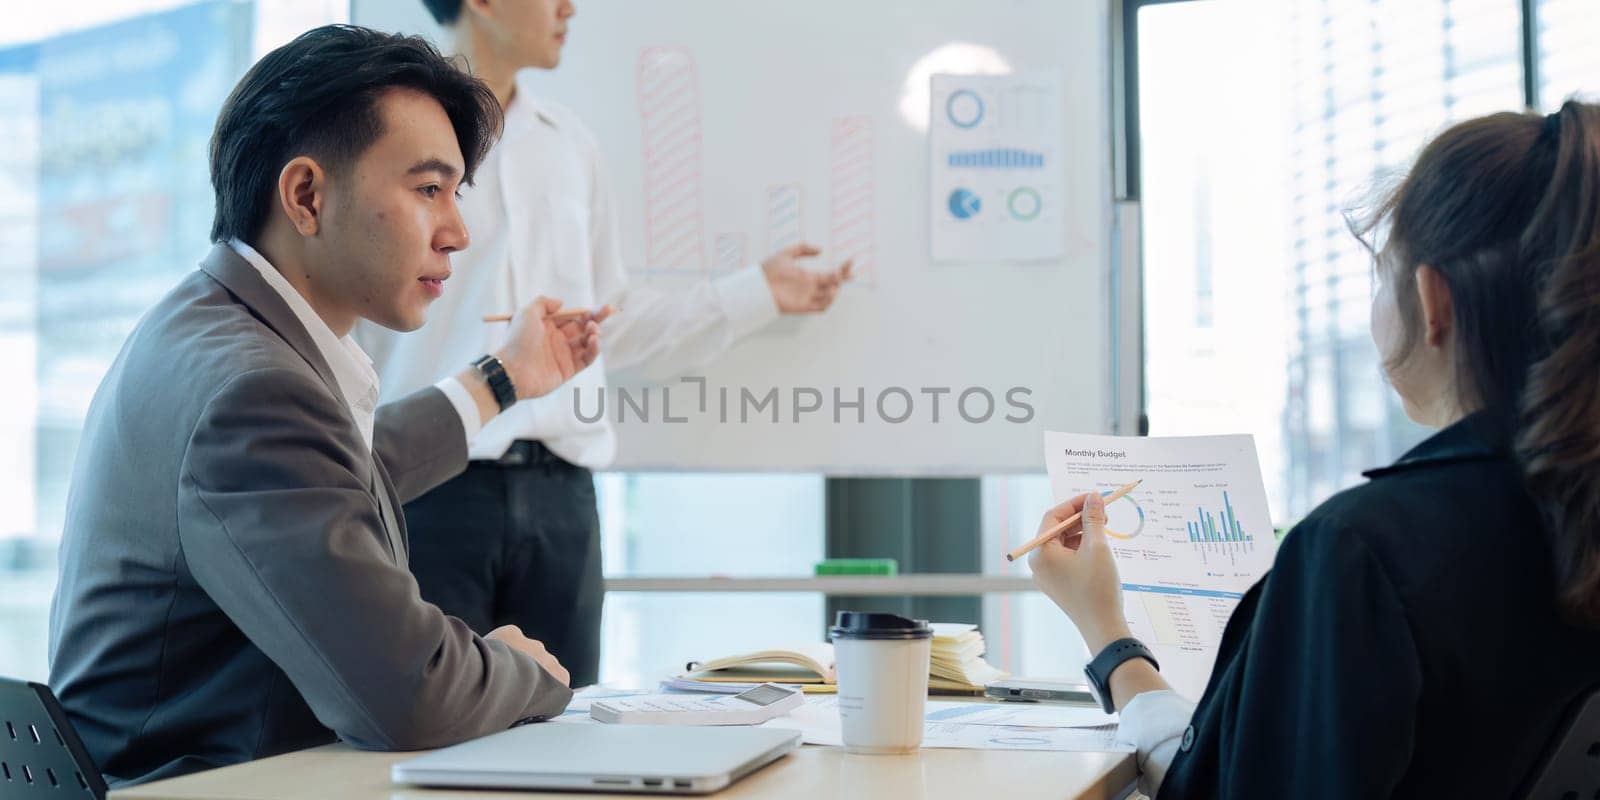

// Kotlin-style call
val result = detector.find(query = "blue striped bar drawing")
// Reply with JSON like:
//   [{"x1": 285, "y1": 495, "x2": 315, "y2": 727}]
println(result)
[
  {"x1": 1187, "y1": 491, "x2": 1251, "y2": 544},
  {"x1": 946, "y1": 148, "x2": 1045, "y2": 169}
]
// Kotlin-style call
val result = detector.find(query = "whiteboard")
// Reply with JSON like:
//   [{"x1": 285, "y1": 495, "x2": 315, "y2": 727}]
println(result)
[{"x1": 354, "y1": 0, "x2": 1114, "y2": 474}]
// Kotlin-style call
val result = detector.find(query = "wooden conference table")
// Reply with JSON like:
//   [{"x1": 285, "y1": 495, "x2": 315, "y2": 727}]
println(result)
[{"x1": 112, "y1": 741, "x2": 1137, "y2": 800}]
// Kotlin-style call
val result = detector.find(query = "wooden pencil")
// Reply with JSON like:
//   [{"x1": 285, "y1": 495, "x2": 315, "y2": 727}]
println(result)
[
  {"x1": 482, "y1": 308, "x2": 604, "y2": 323},
  {"x1": 1005, "y1": 479, "x2": 1143, "y2": 562}
]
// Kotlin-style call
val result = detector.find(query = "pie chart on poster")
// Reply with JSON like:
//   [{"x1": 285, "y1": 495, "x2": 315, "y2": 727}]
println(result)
[{"x1": 948, "y1": 188, "x2": 981, "y2": 219}]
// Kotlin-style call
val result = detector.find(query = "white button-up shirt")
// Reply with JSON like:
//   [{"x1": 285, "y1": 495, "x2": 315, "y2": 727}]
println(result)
[
  {"x1": 230, "y1": 239, "x2": 480, "y2": 451},
  {"x1": 356, "y1": 73, "x2": 779, "y2": 468},
  {"x1": 1117, "y1": 689, "x2": 1196, "y2": 796}
]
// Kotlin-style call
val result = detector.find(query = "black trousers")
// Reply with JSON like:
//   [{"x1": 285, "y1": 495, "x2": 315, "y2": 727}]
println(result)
[{"x1": 402, "y1": 440, "x2": 603, "y2": 687}]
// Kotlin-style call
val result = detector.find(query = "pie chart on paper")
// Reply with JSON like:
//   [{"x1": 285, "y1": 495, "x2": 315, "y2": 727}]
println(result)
[{"x1": 948, "y1": 188, "x2": 981, "y2": 220}]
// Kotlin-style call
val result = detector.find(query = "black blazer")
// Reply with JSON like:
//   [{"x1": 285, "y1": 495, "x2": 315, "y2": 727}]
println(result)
[{"x1": 1161, "y1": 414, "x2": 1600, "y2": 798}]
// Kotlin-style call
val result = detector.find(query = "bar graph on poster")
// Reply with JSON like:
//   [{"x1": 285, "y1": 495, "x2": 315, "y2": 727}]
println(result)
[{"x1": 1043, "y1": 431, "x2": 1278, "y2": 699}]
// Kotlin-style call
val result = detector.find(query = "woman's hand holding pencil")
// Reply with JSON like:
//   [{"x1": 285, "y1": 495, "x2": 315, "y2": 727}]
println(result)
[
  {"x1": 1024, "y1": 483, "x2": 1137, "y2": 654},
  {"x1": 1007, "y1": 480, "x2": 1140, "y2": 562}
]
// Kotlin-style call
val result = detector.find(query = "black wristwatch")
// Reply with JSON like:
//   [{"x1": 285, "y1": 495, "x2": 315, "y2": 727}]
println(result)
[
  {"x1": 471, "y1": 354, "x2": 517, "y2": 412},
  {"x1": 1083, "y1": 637, "x2": 1159, "y2": 713}
]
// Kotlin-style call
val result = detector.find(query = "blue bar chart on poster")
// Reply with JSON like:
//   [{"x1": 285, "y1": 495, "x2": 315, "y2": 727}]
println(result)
[{"x1": 929, "y1": 72, "x2": 1065, "y2": 261}]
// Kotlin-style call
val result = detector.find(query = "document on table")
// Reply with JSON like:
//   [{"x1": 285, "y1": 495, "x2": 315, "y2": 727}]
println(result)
[
  {"x1": 761, "y1": 697, "x2": 1131, "y2": 753},
  {"x1": 552, "y1": 686, "x2": 651, "y2": 722},
  {"x1": 556, "y1": 690, "x2": 1129, "y2": 753},
  {"x1": 923, "y1": 700, "x2": 1114, "y2": 728},
  {"x1": 1042, "y1": 431, "x2": 1278, "y2": 698}
]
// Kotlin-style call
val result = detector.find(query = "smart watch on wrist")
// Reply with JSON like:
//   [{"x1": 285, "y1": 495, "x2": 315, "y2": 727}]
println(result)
[{"x1": 1083, "y1": 637, "x2": 1159, "y2": 714}]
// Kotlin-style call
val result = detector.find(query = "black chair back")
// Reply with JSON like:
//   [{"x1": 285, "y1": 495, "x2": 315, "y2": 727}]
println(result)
[
  {"x1": 1522, "y1": 684, "x2": 1600, "y2": 800},
  {"x1": 0, "y1": 677, "x2": 105, "y2": 798}
]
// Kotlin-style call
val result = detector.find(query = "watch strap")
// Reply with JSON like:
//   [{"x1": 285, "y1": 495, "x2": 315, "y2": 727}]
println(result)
[
  {"x1": 472, "y1": 354, "x2": 517, "y2": 412},
  {"x1": 1083, "y1": 637, "x2": 1159, "y2": 714}
]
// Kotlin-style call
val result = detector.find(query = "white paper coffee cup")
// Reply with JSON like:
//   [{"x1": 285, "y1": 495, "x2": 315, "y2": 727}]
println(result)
[{"x1": 830, "y1": 612, "x2": 933, "y2": 754}]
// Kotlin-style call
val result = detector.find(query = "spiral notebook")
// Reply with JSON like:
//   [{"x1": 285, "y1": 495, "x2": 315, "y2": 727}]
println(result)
[{"x1": 679, "y1": 623, "x2": 1006, "y2": 695}]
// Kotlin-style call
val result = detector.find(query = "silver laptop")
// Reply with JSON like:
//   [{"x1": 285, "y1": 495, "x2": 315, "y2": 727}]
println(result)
[{"x1": 391, "y1": 723, "x2": 802, "y2": 795}]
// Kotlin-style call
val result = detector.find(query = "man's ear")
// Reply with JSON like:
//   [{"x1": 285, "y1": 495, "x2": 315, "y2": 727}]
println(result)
[
  {"x1": 462, "y1": 0, "x2": 496, "y2": 24},
  {"x1": 276, "y1": 156, "x2": 326, "y2": 237},
  {"x1": 1414, "y1": 264, "x2": 1455, "y2": 349}
]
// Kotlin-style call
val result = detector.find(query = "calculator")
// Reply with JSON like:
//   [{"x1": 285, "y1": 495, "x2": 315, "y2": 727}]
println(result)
[{"x1": 589, "y1": 684, "x2": 805, "y2": 725}]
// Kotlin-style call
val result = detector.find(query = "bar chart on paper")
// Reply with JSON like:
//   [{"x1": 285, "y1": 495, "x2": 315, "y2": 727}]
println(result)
[
  {"x1": 1042, "y1": 431, "x2": 1278, "y2": 698},
  {"x1": 1183, "y1": 489, "x2": 1260, "y2": 568},
  {"x1": 1187, "y1": 491, "x2": 1250, "y2": 544}
]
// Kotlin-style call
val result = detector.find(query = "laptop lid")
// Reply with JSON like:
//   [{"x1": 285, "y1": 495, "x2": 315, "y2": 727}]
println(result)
[{"x1": 391, "y1": 722, "x2": 801, "y2": 795}]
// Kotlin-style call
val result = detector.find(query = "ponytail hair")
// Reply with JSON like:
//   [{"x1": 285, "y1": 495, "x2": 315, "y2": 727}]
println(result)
[
  {"x1": 1355, "y1": 100, "x2": 1600, "y2": 626},
  {"x1": 1517, "y1": 102, "x2": 1600, "y2": 625}
]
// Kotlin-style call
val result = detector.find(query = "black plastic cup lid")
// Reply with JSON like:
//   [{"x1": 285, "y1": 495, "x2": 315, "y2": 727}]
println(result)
[{"x1": 829, "y1": 611, "x2": 933, "y2": 640}]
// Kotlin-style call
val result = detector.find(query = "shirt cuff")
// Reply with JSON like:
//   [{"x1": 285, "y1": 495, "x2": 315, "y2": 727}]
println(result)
[
  {"x1": 1116, "y1": 690, "x2": 1196, "y2": 798},
  {"x1": 712, "y1": 264, "x2": 781, "y2": 340},
  {"x1": 434, "y1": 376, "x2": 483, "y2": 445}
]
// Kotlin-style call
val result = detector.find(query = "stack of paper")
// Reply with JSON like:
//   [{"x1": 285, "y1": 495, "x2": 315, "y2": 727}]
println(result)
[{"x1": 929, "y1": 623, "x2": 1007, "y2": 691}]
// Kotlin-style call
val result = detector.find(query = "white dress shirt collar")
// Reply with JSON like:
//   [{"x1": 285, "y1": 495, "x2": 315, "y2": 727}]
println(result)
[
  {"x1": 508, "y1": 72, "x2": 561, "y2": 132},
  {"x1": 228, "y1": 238, "x2": 380, "y2": 451}
]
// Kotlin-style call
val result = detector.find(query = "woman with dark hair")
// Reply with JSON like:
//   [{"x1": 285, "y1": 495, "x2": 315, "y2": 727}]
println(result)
[{"x1": 1029, "y1": 101, "x2": 1600, "y2": 798}]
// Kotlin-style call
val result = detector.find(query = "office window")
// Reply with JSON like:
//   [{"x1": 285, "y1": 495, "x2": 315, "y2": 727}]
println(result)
[
  {"x1": 1537, "y1": 0, "x2": 1600, "y2": 109},
  {"x1": 595, "y1": 473, "x2": 824, "y2": 685},
  {"x1": 951, "y1": 0, "x2": 1533, "y2": 683},
  {"x1": 980, "y1": 473, "x2": 1092, "y2": 678},
  {"x1": 0, "y1": 0, "x2": 346, "y2": 683},
  {"x1": 1139, "y1": 0, "x2": 1522, "y2": 527}
]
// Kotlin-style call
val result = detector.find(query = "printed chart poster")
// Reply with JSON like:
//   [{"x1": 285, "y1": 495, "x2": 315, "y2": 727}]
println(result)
[
  {"x1": 1043, "y1": 432, "x2": 1278, "y2": 699},
  {"x1": 929, "y1": 72, "x2": 1065, "y2": 262}
]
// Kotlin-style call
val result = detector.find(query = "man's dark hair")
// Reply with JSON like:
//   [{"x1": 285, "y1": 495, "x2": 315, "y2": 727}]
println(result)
[
  {"x1": 208, "y1": 24, "x2": 500, "y2": 243},
  {"x1": 421, "y1": 0, "x2": 464, "y2": 25}
]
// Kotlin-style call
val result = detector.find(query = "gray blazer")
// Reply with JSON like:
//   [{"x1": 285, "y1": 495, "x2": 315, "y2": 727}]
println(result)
[{"x1": 47, "y1": 244, "x2": 571, "y2": 787}]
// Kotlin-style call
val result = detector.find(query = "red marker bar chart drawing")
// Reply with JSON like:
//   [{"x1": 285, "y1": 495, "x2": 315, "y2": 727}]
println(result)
[
  {"x1": 828, "y1": 116, "x2": 875, "y2": 285},
  {"x1": 765, "y1": 183, "x2": 804, "y2": 252},
  {"x1": 636, "y1": 46, "x2": 705, "y2": 271}
]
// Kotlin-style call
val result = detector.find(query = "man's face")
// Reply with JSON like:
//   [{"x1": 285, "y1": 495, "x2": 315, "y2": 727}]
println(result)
[
  {"x1": 489, "y1": 0, "x2": 574, "y2": 70},
  {"x1": 314, "y1": 87, "x2": 468, "y2": 332}
]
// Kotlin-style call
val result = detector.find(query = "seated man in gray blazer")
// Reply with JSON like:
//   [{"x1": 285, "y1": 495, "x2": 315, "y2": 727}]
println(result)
[{"x1": 46, "y1": 25, "x2": 604, "y2": 787}]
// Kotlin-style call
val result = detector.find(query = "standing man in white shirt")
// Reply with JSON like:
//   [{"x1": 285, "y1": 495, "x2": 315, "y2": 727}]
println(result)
[{"x1": 358, "y1": 0, "x2": 852, "y2": 686}]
